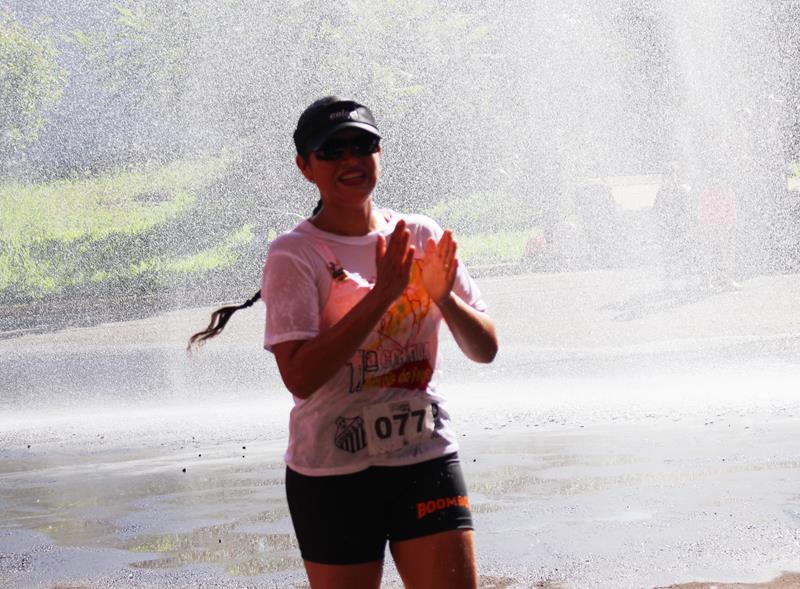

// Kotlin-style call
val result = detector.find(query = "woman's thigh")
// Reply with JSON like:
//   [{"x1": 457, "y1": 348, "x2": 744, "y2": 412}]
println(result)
[
  {"x1": 286, "y1": 454, "x2": 474, "y2": 587},
  {"x1": 386, "y1": 453, "x2": 473, "y2": 541},
  {"x1": 386, "y1": 454, "x2": 477, "y2": 588},
  {"x1": 304, "y1": 559, "x2": 384, "y2": 589},
  {"x1": 285, "y1": 466, "x2": 389, "y2": 565},
  {"x1": 390, "y1": 529, "x2": 478, "y2": 589}
]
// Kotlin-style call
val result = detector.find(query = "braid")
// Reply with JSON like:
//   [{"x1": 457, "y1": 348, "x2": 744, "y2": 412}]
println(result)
[
  {"x1": 187, "y1": 290, "x2": 261, "y2": 351},
  {"x1": 189, "y1": 194, "x2": 320, "y2": 352}
]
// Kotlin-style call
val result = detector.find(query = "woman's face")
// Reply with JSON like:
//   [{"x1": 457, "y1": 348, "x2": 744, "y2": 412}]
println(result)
[{"x1": 296, "y1": 129, "x2": 382, "y2": 210}]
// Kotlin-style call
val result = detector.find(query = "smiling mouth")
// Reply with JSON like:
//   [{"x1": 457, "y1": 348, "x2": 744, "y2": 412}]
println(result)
[{"x1": 339, "y1": 171, "x2": 366, "y2": 183}]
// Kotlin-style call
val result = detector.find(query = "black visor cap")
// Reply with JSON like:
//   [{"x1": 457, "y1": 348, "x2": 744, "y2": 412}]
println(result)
[{"x1": 293, "y1": 100, "x2": 381, "y2": 155}]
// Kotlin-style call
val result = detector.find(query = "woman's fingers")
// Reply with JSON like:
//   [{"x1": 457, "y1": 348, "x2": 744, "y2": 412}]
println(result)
[
  {"x1": 443, "y1": 232, "x2": 458, "y2": 284},
  {"x1": 425, "y1": 232, "x2": 457, "y2": 269},
  {"x1": 377, "y1": 223, "x2": 463, "y2": 305},
  {"x1": 373, "y1": 221, "x2": 415, "y2": 302},
  {"x1": 439, "y1": 230, "x2": 456, "y2": 263},
  {"x1": 375, "y1": 234, "x2": 387, "y2": 265},
  {"x1": 392, "y1": 247, "x2": 414, "y2": 294},
  {"x1": 387, "y1": 221, "x2": 409, "y2": 259},
  {"x1": 419, "y1": 230, "x2": 460, "y2": 305},
  {"x1": 424, "y1": 236, "x2": 437, "y2": 257},
  {"x1": 384, "y1": 222, "x2": 412, "y2": 273}
]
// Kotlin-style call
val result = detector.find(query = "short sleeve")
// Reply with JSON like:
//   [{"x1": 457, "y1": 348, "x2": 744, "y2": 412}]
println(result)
[
  {"x1": 403, "y1": 212, "x2": 488, "y2": 313},
  {"x1": 262, "y1": 251, "x2": 320, "y2": 351},
  {"x1": 453, "y1": 263, "x2": 488, "y2": 312}
]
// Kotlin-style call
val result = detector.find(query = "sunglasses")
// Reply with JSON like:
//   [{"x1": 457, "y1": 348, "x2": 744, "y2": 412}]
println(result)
[{"x1": 313, "y1": 135, "x2": 380, "y2": 161}]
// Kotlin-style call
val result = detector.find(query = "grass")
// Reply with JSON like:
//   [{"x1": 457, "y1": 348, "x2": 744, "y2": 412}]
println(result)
[
  {"x1": 127, "y1": 224, "x2": 258, "y2": 279},
  {"x1": 0, "y1": 157, "x2": 230, "y2": 244},
  {"x1": 0, "y1": 155, "x2": 236, "y2": 298},
  {"x1": 427, "y1": 191, "x2": 543, "y2": 268},
  {"x1": 0, "y1": 157, "x2": 535, "y2": 305},
  {"x1": 457, "y1": 229, "x2": 541, "y2": 267}
]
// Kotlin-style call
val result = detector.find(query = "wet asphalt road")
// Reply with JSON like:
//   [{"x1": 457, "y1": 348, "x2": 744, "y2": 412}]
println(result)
[{"x1": 1, "y1": 268, "x2": 799, "y2": 412}]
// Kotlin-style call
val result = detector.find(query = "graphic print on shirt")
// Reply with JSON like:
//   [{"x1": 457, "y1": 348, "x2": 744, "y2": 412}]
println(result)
[
  {"x1": 346, "y1": 261, "x2": 435, "y2": 394},
  {"x1": 334, "y1": 416, "x2": 367, "y2": 454}
]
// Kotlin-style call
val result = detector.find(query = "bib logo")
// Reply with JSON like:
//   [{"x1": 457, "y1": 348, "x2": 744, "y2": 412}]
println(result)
[{"x1": 334, "y1": 416, "x2": 366, "y2": 454}]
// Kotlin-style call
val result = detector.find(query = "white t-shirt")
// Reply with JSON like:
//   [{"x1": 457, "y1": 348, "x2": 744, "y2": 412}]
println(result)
[{"x1": 262, "y1": 210, "x2": 487, "y2": 476}]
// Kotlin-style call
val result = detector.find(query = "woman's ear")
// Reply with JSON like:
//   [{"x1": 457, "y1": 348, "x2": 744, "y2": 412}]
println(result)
[{"x1": 296, "y1": 153, "x2": 316, "y2": 183}]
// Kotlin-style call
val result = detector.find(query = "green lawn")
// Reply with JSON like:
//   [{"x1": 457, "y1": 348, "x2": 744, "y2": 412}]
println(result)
[
  {"x1": 1, "y1": 158, "x2": 535, "y2": 303},
  {"x1": 0, "y1": 155, "x2": 243, "y2": 298},
  {"x1": 456, "y1": 229, "x2": 540, "y2": 267}
]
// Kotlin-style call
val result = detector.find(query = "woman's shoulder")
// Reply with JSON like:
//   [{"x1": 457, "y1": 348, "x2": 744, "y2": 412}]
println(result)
[
  {"x1": 386, "y1": 210, "x2": 444, "y2": 239},
  {"x1": 266, "y1": 221, "x2": 320, "y2": 261}
]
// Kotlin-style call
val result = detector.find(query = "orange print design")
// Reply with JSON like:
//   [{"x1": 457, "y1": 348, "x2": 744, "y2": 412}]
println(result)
[
  {"x1": 350, "y1": 260, "x2": 435, "y2": 393},
  {"x1": 362, "y1": 359, "x2": 434, "y2": 391},
  {"x1": 373, "y1": 260, "x2": 432, "y2": 348}
]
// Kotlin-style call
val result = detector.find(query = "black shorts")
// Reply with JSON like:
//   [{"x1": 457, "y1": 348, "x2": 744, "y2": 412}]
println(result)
[{"x1": 285, "y1": 453, "x2": 473, "y2": 565}]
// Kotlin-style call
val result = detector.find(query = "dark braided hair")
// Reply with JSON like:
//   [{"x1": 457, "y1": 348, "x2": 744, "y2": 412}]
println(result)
[
  {"x1": 187, "y1": 290, "x2": 261, "y2": 351},
  {"x1": 187, "y1": 197, "x2": 323, "y2": 351},
  {"x1": 188, "y1": 96, "x2": 349, "y2": 351},
  {"x1": 188, "y1": 173, "x2": 324, "y2": 352}
]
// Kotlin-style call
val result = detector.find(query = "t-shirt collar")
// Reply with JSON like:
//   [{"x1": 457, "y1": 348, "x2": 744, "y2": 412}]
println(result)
[{"x1": 297, "y1": 209, "x2": 399, "y2": 245}]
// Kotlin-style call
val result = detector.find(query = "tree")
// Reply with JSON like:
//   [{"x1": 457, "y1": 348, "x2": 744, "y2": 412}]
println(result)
[
  {"x1": 0, "y1": 10, "x2": 66, "y2": 159},
  {"x1": 73, "y1": 0, "x2": 504, "y2": 213},
  {"x1": 73, "y1": 3, "x2": 192, "y2": 121}
]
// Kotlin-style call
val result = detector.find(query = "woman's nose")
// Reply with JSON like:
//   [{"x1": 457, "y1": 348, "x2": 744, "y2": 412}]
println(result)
[{"x1": 339, "y1": 147, "x2": 360, "y2": 162}]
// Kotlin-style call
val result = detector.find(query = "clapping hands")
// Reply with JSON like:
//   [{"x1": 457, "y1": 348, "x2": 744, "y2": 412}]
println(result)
[
  {"x1": 421, "y1": 229, "x2": 458, "y2": 305},
  {"x1": 373, "y1": 220, "x2": 415, "y2": 304}
]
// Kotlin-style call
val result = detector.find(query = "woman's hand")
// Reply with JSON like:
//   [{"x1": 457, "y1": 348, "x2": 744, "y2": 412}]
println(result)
[
  {"x1": 422, "y1": 229, "x2": 498, "y2": 363},
  {"x1": 422, "y1": 229, "x2": 458, "y2": 305},
  {"x1": 372, "y1": 220, "x2": 415, "y2": 305}
]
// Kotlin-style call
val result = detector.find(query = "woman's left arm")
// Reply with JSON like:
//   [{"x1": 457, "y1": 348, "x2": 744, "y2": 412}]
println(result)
[
  {"x1": 422, "y1": 230, "x2": 498, "y2": 363},
  {"x1": 436, "y1": 292, "x2": 498, "y2": 363}
]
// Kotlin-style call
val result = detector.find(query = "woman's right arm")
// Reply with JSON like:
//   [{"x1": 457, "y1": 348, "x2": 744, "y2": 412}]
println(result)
[{"x1": 272, "y1": 221, "x2": 414, "y2": 400}]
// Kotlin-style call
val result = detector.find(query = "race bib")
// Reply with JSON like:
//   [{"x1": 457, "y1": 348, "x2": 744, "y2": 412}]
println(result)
[{"x1": 362, "y1": 398, "x2": 435, "y2": 456}]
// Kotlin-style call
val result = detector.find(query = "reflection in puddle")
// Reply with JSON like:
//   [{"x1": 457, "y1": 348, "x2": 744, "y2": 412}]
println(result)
[
  {"x1": 477, "y1": 576, "x2": 565, "y2": 589},
  {"x1": 471, "y1": 501, "x2": 505, "y2": 514},
  {"x1": 261, "y1": 507, "x2": 287, "y2": 520},
  {"x1": 469, "y1": 454, "x2": 800, "y2": 501},
  {"x1": 34, "y1": 517, "x2": 140, "y2": 549},
  {"x1": 129, "y1": 524, "x2": 301, "y2": 576},
  {"x1": 2, "y1": 451, "x2": 300, "y2": 579},
  {"x1": 655, "y1": 572, "x2": 800, "y2": 589}
]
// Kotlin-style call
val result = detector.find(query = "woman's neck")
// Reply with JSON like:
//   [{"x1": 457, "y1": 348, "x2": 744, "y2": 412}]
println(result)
[{"x1": 310, "y1": 200, "x2": 382, "y2": 236}]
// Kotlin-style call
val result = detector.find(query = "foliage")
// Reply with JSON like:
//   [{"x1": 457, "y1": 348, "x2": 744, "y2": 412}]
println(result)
[
  {"x1": 0, "y1": 155, "x2": 232, "y2": 297},
  {"x1": 0, "y1": 148, "x2": 535, "y2": 301},
  {"x1": 72, "y1": 3, "x2": 192, "y2": 117},
  {"x1": 427, "y1": 191, "x2": 547, "y2": 235},
  {"x1": 456, "y1": 229, "x2": 539, "y2": 267},
  {"x1": 163, "y1": 225, "x2": 252, "y2": 274},
  {"x1": 427, "y1": 190, "x2": 545, "y2": 267},
  {"x1": 71, "y1": 1, "x2": 508, "y2": 208},
  {"x1": 0, "y1": 10, "x2": 66, "y2": 157}
]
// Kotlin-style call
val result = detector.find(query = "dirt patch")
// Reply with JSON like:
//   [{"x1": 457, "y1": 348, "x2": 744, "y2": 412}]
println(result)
[{"x1": 656, "y1": 572, "x2": 800, "y2": 589}]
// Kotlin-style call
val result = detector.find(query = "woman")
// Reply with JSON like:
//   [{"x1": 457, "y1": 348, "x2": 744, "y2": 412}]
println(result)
[{"x1": 190, "y1": 96, "x2": 498, "y2": 588}]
